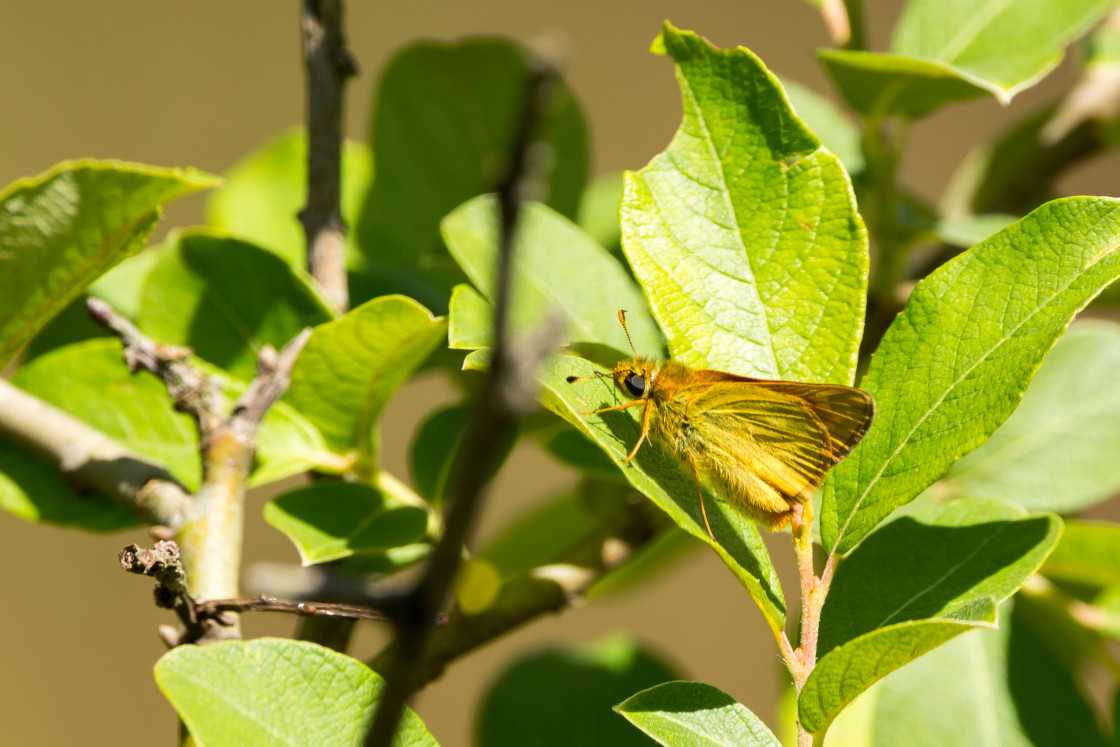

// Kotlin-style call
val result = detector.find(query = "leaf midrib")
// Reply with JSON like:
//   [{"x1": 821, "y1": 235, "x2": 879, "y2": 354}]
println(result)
[
  {"x1": 922, "y1": 0, "x2": 1016, "y2": 64},
  {"x1": 675, "y1": 60, "x2": 781, "y2": 378},
  {"x1": 875, "y1": 521, "x2": 1007, "y2": 628}
]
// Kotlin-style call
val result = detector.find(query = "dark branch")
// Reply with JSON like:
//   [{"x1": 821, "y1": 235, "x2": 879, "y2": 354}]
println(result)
[
  {"x1": 121, "y1": 542, "x2": 400, "y2": 645},
  {"x1": 197, "y1": 596, "x2": 389, "y2": 622},
  {"x1": 120, "y1": 541, "x2": 203, "y2": 643},
  {"x1": 300, "y1": 0, "x2": 357, "y2": 313},
  {"x1": 363, "y1": 53, "x2": 563, "y2": 747}
]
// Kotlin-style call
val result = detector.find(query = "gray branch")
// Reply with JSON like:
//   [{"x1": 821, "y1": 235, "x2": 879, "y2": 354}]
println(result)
[{"x1": 0, "y1": 378, "x2": 189, "y2": 528}]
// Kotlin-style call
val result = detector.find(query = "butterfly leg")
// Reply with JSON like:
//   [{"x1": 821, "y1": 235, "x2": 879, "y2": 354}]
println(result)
[
  {"x1": 579, "y1": 399, "x2": 645, "y2": 417},
  {"x1": 623, "y1": 400, "x2": 654, "y2": 463},
  {"x1": 790, "y1": 502, "x2": 804, "y2": 533},
  {"x1": 686, "y1": 455, "x2": 715, "y2": 540}
]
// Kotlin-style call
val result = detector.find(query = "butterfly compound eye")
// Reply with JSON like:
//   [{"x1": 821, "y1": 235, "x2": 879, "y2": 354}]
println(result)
[{"x1": 624, "y1": 373, "x2": 646, "y2": 397}]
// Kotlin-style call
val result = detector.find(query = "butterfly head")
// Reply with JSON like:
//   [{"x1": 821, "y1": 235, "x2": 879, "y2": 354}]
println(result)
[{"x1": 611, "y1": 358, "x2": 656, "y2": 401}]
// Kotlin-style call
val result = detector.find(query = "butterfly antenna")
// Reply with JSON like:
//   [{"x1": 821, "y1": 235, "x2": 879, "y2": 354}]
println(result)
[
  {"x1": 616, "y1": 309, "x2": 638, "y2": 357},
  {"x1": 565, "y1": 368, "x2": 611, "y2": 383}
]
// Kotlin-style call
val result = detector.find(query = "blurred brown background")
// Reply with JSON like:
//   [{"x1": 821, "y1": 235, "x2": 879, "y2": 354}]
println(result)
[{"x1": 1, "y1": 1, "x2": 1118, "y2": 745}]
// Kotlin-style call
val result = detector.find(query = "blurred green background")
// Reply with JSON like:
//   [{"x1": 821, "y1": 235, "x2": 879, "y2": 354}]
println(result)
[{"x1": 2, "y1": 1, "x2": 1118, "y2": 744}]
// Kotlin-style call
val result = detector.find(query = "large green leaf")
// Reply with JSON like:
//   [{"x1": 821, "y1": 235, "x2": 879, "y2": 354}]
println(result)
[
  {"x1": 819, "y1": 0, "x2": 1115, "y2": 119},
  {"x1": 205, "y1": 128, "x2": 373, "y2": 268},
  {"x1": 283, "y1": 295, "x2": 447, "y2": 466},
  {"x1": 623, "y1": 24, "x2": 867, "y2": 385},
  {"x1": 824, "y1": 197, "x2": 1120, "y2": 555},
  {"x1": 155, "y1": 638, "x2": 437, "y2": 747},
  {"x1": 825, "y1": 603, "x2": 1107, "y2": 746},
  {"x1": 534, "y1": 353, "x2": 786, "y2": 636},
  {"x1": 0, "y1": 160, "x2": 218, "y2": 366},
  {"x1": 355, "y1": 37, "x2": 588, "y2": 312},
  {"x1": 939, "y1": 321, "x2": 1120, "y2": 512},
  {"x1": 264, "y1": 482, "x2": 428, "y2": 565},
  {"x1": 443, "y1": 196, "x2": 663, "y2": 358},
  {"x1": 137, "y1": 229, "x2": 334, "y2": 381},
  {"x1": 478, "y1": 636, "x2": 680, "y2": 746},
  {"x1": 819, "y1": 498, "x2": 1061, "y2": 654},
  {"x1": 615, "y1": 681, "x2": 781, "y2": 747}
]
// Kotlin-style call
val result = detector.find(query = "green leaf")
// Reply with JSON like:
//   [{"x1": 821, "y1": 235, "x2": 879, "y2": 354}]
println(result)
[
  {"x1": 0, "y1": 160, "x2": 218, "y2": 366},
  {"x1": 478, "y1": 491, "x2": 592, "y2": 579},
  {"x1": 615, "y1": 681, "x2": 781, "y2": 747},
  {"x1": 356, "y1": 37, "x2": 588, "y2": 311},
  {"x1": 264, "y1": 482, "x2": 428, "y2": 565},
  {"x1": 479, "y1": 479, "x2": 630, "y2": 580},
  {"x1": 588, "y1": 528, "x2": 697, "y2": 598},
  {"x1": 540, "y1": 427, "x2": 626, "y2": 482},
  {"x1": 625, "y1": 24, "x2": 867, "y2": 385},
  {"x1": 537, "y1": 353, "x2": 786, "y2": 636},
  {"x1": 332, "y1": 542, "x2": 431, "y2": 578},
  {"x1": 577, "y1": 172, "x2": 625, "y2": 253},
  {"x1": 939, "y1": 321, "x2": 1120, "y2": 512},
  {"x1": 283, "y1": 295, "x2": 447, "y2": 464},
  {"x1": 409, "y1": 404, "x2": 468, "y2": 504},
  {"x1": 242, "y1": 392, "x2": 343, "y2": 489},
  {"x1": 819, "y1": 0, "x2": 1116, "y2": 118},
  {"x1": 205, "y1": 128, "x2": 373, "y2": 268},
  {"x1": 155, "y1": 638, "x2": 437, "y2": 747},
  {"x1": 824, "y1": 197, "x2": 1120, "y2": 555},
  {"x1": 443, "y1": 196, "x2": 663, "y2": 358},
  {"x1": 14, "y1": 339, "x2": 201, "y2": 488},
  {"x1": 802, "y1": 498, "x2": 1061, "y2": 734},
  {"x1": 22, "y1": 294, "x2": 111, "y2": 361},
  {"x1": 799, "y1": 605, "x2": 998, "y2": 734},
  {"x1": 408, "y1": 403, "x2": 516, "y2": 506},
  {"x1": 825, "y1": 603, "x2": 1107, "y2": 746},
  {"x1": 0, "y1": 440, "x2": 139, "y2": 532},
  {"x1": 137, "y1": 229, "x2": 334, "y2": 381},
  {"x1": 447, "y1": 284, "x2": 492, "y2": 350},
  {"x1": 932, "y1": 213, "x2": 1017, "y2": 249},
  {"x1": 478, "y1": 635, "x2": 680, "y2": 747},
  {"x1": 780, "y1": 77, "x2": 865, "y2": 174},
  {"x1": 818, "y1": 51, "x2": 993, "y2": 120},
  {"x1": 942, "y1": 104, "x2": 1062, "y2": 218},
  {"x1": 25, "y1": 242, "x2": 167, "y2": 362},
  {"x1": 1041, "y1": 519, "x2": 1120, "y2": 589},
  {"x1": 819, "y1": 498, "x2": 1062, "y2": 654}
]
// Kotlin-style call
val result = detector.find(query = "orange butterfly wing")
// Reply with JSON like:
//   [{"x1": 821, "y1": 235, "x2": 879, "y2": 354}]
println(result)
[{"x1": 671, "y1": 371, "x2": 874, "y2": 520}]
